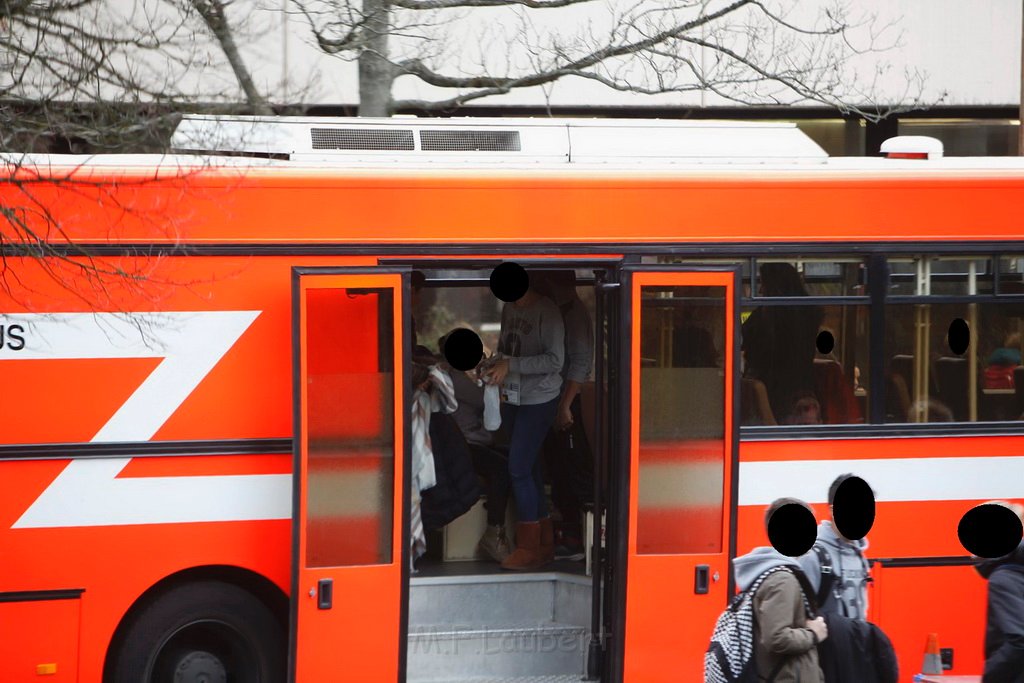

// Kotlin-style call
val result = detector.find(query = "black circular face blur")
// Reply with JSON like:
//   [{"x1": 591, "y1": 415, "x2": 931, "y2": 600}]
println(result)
[
  {"x1": 490, "y1": 262, "x2": 529, "y2": 302},
  {"x1": 831, "y1": 476, "x2": 875, "y2": 541},
  {"x1": 443, "y1": 328, "x2": 484, "y2": 371},
  {"x1": 768, "y1": 503, "x2": 817, "y2": 557},
  {"x1": 948, "y1": 318, "x2": 970, "y2": 356},
  {"x1": 958, "y1": 503, "x2": 1024, "y2": 558},
  {"x1": 816, "y1": 330, "x2": 835, "y2": 355}
]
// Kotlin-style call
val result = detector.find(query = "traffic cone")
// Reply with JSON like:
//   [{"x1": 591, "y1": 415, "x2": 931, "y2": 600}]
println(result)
[{"x1": 921, "y1": 633, "x2": 943, "y2": 675}]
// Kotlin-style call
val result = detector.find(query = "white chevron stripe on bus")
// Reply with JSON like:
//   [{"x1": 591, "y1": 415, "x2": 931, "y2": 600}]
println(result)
[
  {"x1": 8, "y1": 311, "x2": 265, "y2": 529},
  {"x1": 739, "y1": 455, "x2": 1024, "y2": 506}
]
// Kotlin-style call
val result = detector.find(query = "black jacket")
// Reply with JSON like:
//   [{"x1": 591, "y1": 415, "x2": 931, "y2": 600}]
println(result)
[
  {"x1": 817, "y1": 614, "x2": 898, "y2": 683},
  {"x1": 420, "y1": 412, "x2": 481, "y2": 531},
  {"x1": 976, "y1": 541, "x2": 1024, "y2": 683}
]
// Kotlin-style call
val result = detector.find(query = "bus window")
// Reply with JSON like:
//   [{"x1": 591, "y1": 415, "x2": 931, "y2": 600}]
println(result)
[
  {"x1": 740, "y1": 303, "x2": 869, "y2": 426},
  {"x1": 885, "y1": 301, "x2": 1024, "y2": 423},
  {"x1": 741, "y1": 258, "x2": 868, "y2": 426},
  {"x1": 637, "y1": 284, "x2": 726, "y2": 554},
  {"x1": 305, "y1": 286, "x2": 395, "y2": 567},
  {"x1": 755, "y1": 257, "x2": 865, "y2": 297},
  {"x1": 889, "y1": 256, "x2": 995, "y2": 296},
  {"x1": 998, "y1": 254, "x2": 1024, "y2": 294}
]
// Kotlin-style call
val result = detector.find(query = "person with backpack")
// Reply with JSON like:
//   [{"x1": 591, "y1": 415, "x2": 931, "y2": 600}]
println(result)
[
  {"x1": 796, "y1": 473, "x2": 871, "y2": 620},
  {"x1": 717, "y1": 497, "x2": 827, "y2": 683},
  {"x1": 795, "y1": 474, "x2": 898, "y2": 683},
  {"x1": 976, "y1": 501, "x2": 1024, "y2": 683}
]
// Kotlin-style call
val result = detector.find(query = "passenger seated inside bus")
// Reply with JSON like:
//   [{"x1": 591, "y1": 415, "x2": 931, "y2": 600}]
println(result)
[
  {"x1": 742, "y1": 262, "x2": 824, "y2": 425},
  {"x1": 410, "y1": 345, "x2": 481, "y2": 558},
  {"x1": 985, "y1": 333, "x2": 1021, "y2": 390},
  {"x1": 437, "y1": 328, "x2": 514, "y2": 563}
]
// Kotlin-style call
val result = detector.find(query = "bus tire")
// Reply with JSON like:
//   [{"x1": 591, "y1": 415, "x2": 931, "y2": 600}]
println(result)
[{"x1": 107, "y1": 579, "x2": 286, "y2": 683}]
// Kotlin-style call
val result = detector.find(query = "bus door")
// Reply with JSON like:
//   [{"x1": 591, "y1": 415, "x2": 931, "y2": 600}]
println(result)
[
  {"x1": 614, "y1": 266, "x2": 739, "y2": 683},
  {"x1": 290, "y1": 267, "x2": 410, "y2": 683}
]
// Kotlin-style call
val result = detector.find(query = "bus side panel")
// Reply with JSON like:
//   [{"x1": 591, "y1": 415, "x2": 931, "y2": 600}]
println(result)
[
  {"x1": 872, "y1": 563, "x2": 987, "y2": 679},
  {"x1": 736, "y1": 502, "x2": 988, "y2": 677},
  {"x1": 1, "y1": 253, "x2": 389, "y2": 680},
  {"x1": 0, "y1": 255, "x2": 375, "y2": 445},
  {"x1": 0, "y1": 456, "x2": 292, "y2": 681},
  {"x1": 9, "y1": 169, "x2": 1024, "y2": 246},
  {"x1": 735, "y1": 436, "x2": 1021, "y2": 677},
  {"x1": 0, "y1": 597, "x2": 80, "y2": 682}
]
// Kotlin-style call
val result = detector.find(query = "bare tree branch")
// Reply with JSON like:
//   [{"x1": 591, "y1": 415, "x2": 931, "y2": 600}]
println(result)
[
  {"x1": 299, "y1": 0, "x2": 930, "y2": 118},
  {"x1": 1, "y1": 0, "x2": 286, "y2": 308},
  {"x1": 392, "y1": 0, "x2": 600, "y2": 9},
  {"x1": 191, "y1": 0, "x2": 276, "y2": 114}
]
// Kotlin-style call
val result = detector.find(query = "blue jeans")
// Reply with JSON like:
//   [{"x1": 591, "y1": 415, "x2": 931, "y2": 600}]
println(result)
[{"x1": 502, "y1": 397, "x2": 559, "y2": 522}]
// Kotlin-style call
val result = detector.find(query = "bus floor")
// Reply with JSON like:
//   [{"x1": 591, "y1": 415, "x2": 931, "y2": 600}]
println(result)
[{"x1": 412, "y1": 557, "x2": 588, "y2": 578}]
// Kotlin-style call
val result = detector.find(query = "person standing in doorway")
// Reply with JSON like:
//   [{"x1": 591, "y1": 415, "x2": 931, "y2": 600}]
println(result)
[
  {"x1": 538, "y1": 270, "x2": 594, "y2": 561},
  {"x1": 485, "y1": 275, "x2": 564, "y2": 571}
]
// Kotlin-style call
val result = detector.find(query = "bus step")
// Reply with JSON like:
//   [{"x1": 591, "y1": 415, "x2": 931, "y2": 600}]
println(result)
[
  {"x1": 409, "y1": 571, "x2": 591, "y2": 626},
  {"x1": 407, "y1": 621, "x2": 589, "y2": 681}
]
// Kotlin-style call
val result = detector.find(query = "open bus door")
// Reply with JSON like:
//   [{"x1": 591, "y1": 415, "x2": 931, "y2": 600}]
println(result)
[
  {"x1": 290, "y1": 267, "x2": 410, "y2": 682},
  {"x1": 613, "y1": 266, "x2": 739, "y2": 683}
]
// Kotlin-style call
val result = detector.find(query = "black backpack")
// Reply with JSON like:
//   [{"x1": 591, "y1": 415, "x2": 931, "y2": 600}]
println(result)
[
  {"x1": 704, "y1": 566, "x2": 816, "y2": 683},
  {"x1": 868, "y1": 622, "x2": 899, "y2": 683},
  {"x1": 817, "y1": 614, "x2": 898, "y2": 683}
]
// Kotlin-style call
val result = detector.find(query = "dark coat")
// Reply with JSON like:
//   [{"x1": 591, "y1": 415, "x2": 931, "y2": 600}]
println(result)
[
  {"x1": 420, "y1": 411, "x2": 481, "y2": 530},
  {"x1": 817, "y1": 614, "x2": 897, "y2": 683},
  {"x1": 977, "y1": 542, "x2": 1024, "y2": 683}
]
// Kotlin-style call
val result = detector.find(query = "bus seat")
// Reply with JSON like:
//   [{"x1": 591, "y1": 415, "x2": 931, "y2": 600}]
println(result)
[
  {"x1": 1014, "y1": 367, "x2": 1024, "y2": 417},
  {"x1": 935, "y1": 356, "x2": 969, "y2": 421},
  {"x1": 886, "y1": 372, "x2": 911, "y2": 423},
  {"x1": 890, "y1": 354, "x2": 915, "y2": 391}
]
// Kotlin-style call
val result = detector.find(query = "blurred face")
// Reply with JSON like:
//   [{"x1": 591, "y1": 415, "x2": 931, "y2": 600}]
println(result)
[{"x1": 829, "y1": 504, "x2": 851, "y2": 542}]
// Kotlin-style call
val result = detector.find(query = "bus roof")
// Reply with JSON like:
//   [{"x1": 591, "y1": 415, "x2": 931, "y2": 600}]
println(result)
[
  {"x1": 5, "y1": 115, "x2": 1024, "y2": 178},
  {"x1": 8, "y1": 151, "x2": 1024, "y2": 179}
]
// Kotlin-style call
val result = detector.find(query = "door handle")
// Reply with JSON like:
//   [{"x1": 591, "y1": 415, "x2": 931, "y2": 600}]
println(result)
[
  {"x1": 695, "y1": 565, "x2": 710, "y2": 595},
  {"x1": 317, "y1": 579, "x2": 333, "y2": 610}
]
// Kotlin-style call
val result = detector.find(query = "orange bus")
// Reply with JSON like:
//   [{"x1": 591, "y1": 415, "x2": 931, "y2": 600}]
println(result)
[{"x1": 2, "y1": 116, "x2": 1023, "y2": 683}]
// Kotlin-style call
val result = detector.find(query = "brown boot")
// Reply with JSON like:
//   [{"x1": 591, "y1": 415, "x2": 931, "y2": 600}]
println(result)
[
  {"x1": 501, "y1": 522, "x2": 542, "y2": 571},
  {"x1": 538, "y1": 517, "x2": 555, "y2": 565}
]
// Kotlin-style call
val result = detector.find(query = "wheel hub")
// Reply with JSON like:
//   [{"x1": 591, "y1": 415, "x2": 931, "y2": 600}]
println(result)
[{"x1": 173, "y1": 651, "x2": 227, "y2": 683}]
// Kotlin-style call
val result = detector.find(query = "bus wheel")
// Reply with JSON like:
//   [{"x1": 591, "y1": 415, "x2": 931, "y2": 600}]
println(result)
[{"x1": 108, "y1": 579, "x2": 285, "y2": 683}]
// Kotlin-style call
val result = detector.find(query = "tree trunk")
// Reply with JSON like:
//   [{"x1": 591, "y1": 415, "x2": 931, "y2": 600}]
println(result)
[
  {"x1": 192, "y1": 0, "x2": 274, "y2": 115},
  {"x1": 358, "y1": 0, "x2": 394, "y2": 117}
]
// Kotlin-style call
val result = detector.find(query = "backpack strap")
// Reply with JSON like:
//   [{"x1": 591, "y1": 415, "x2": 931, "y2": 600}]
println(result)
[
  {"x1": 785, "y1": 565, "x2": 819, "y2": 618},
  {"x1": 813, "y1": 542, "x2": 836, "y2": 609}
]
